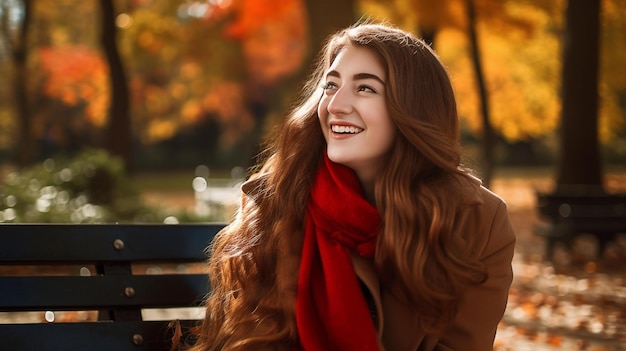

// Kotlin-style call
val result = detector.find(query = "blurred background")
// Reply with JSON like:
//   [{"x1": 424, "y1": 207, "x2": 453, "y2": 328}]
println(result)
[
  {"x1": 0, "y1": 0, "x2": 625, "y2": 349},
  {"x1": 0, "y1": 0, "x2": 624, "y2": 222}
]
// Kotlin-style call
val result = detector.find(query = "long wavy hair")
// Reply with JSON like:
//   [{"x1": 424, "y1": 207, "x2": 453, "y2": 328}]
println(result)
[{"x1": 186, "y1": 22, "x2": 487, "y2": 351}]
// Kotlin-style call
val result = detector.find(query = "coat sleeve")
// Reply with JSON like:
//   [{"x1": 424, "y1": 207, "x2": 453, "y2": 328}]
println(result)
[{"x1": 432, "y1": 196, "x2": 516, "y2": 351}]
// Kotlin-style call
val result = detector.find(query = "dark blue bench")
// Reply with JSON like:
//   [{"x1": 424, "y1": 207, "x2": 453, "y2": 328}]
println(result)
[
  {"x1": 0, "y1": 223, "x2": 223, "y2": 351},
  {"x1": 536, "y1": 192, "x2": 626, "y2": 259}
]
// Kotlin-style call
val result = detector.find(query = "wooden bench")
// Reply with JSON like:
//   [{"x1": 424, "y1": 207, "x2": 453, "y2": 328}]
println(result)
[
  {"x1": 536, "y1": 192, "x2": 626, "y2": 259},
  {"x1": 0, "y1": 223, "x2": 224, "y2": 351}
]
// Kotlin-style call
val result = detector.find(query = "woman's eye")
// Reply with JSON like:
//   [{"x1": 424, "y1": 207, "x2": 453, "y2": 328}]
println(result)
[
  {"x1": 357, "y1": 85, "x2": 376, "y2": 93},
  {"x1": 322, "y1": 82, "x2": 339, "y2": 91}
]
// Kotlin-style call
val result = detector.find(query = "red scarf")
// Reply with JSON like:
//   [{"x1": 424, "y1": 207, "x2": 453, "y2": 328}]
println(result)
[{"x1": 296, "y1": 154, "x2": 381, "y2": 351}]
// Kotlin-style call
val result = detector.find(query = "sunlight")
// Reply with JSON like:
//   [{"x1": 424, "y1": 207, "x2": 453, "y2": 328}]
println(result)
[{"x1": 115, "y1": 13, "x2": 133, "y2": 29}]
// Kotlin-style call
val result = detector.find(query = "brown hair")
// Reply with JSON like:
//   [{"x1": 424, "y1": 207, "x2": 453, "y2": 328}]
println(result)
[{"x1": 186, "y1": 22, "x2": 486, "y2": 351}]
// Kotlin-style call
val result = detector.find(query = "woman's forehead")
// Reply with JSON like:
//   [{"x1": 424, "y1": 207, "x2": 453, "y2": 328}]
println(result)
[{"x1": 326, "y1": 45, "x2": 386, "y2": 81}]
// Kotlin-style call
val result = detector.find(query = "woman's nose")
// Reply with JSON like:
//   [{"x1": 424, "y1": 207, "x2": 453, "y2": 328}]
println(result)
[{"x1": 327, "y1": 88, "x2": 353, "y2": 115}]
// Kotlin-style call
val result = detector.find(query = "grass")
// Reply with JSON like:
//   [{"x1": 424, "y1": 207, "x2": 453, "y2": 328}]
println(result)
[{"x1": 131, "y1": 170, "x2": 197, "y2": 193}]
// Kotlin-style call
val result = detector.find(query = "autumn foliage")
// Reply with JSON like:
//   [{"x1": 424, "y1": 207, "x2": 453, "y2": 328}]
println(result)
[
  {"x1": 38, "y1": 46, "x2": 109, "y2": 127},
  {"x1": 0, "y1": 0, "x2": 624, "y2": 164}
]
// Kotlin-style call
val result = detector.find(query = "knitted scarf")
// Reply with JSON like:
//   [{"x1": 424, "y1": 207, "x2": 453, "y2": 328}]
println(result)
[{"x1": 296, "y1": 154, "x2": 382, "y2": 351}]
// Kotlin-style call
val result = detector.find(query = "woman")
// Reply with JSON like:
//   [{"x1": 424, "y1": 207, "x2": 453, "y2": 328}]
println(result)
[{"x1": 189, "y1": 22, "x2": 516, "y2": 351}]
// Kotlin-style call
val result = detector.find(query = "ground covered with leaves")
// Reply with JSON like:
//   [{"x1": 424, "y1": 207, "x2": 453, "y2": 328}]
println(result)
[{"x1": 492, "y1": 173, "x2": 626, "y2": 351}]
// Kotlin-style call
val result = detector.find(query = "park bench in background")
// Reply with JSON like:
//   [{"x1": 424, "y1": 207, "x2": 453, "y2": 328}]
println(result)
[
  {"x1": 536, "y1": 192, "x2": 626, "y2": 259},
  {"x1": 0, "y1": 223, "x2": 224, "y2": 351}
]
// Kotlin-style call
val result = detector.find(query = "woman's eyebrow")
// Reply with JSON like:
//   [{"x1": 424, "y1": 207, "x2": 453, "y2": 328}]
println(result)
[
  {"x1": 353, "y1": 72, "x2": 385, "y2": 85},
  {"x1": 326, "y1": 70, "x2": 385, "y2": 85}
]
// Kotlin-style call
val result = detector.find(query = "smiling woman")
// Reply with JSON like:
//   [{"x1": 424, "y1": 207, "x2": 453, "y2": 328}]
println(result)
[{"x1": 183, "y1": 22, "x2": 516, "y2": 351}]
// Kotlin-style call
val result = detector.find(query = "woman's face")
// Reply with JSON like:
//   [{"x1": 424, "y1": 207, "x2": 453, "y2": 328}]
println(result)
[{"x1": 318, "y1": 45, "x2": 396, "y2": 186}]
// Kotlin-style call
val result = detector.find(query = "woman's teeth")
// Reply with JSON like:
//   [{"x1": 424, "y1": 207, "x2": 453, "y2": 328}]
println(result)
[{"x1": 331, "y1": 125, "x2": 363, "y2": 134}]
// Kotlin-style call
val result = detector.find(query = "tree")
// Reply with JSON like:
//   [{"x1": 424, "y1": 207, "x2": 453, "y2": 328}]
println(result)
[
  {"x1": 555, "y1": 0, "x2": 603, "y2": 194},
  {"x1": 99, "y1": 0, "x2": 133, "y2": 173},
  {"x1": 2, "y1": 0, "x2": 34, "y2": 167},
  {"x1": 304, "y1": 0, "x2": 356, "y2": 64},
  {"x1": 464, "y1": 0, "x2": 496, "y2": 188},
  {"x1": 221, "y1": 0, "x2": 313, "y2": 167}
]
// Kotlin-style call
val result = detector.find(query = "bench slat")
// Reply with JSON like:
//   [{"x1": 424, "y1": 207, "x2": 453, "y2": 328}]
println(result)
[
  {"x1": 0, "y1": 224, "x2": 224, "y2": 263},
  {"x1": 0, "y1": 320, "x2": 196, "y2": 351},
  {"x1": 1, "y1": 274, "x2": 209, "y2": 311}
]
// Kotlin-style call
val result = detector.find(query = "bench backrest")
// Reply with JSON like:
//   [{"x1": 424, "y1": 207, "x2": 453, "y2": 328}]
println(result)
[
  {"x1": 0, "y1": 223, "x2": 224, "y2": 351},
  {"x1": 537, "y1": 193, "x2": 626, "y2": 220}
]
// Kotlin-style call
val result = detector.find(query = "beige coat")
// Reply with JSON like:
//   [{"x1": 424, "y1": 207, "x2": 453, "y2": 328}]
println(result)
[{"x1": 240, "y1": 177, "x2": 516, "y2": 351}]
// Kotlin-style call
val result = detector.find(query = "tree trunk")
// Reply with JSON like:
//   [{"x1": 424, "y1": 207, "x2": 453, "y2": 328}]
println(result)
[
  {"x1": 555, "y1": 0, "x2": 603, "y2": 194},
  {"x1": 304, "y1": 0, "x2": 356, "y2": 64},
  {"x1": 466, "y1": 0, "x2": 494, "y2": 188},
  {"x1": 99, "y1": 0, "x2": 133, "y2": 173},
  {"x1": 11, "y1": 0, "x2": 34, "y2": 167}
]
